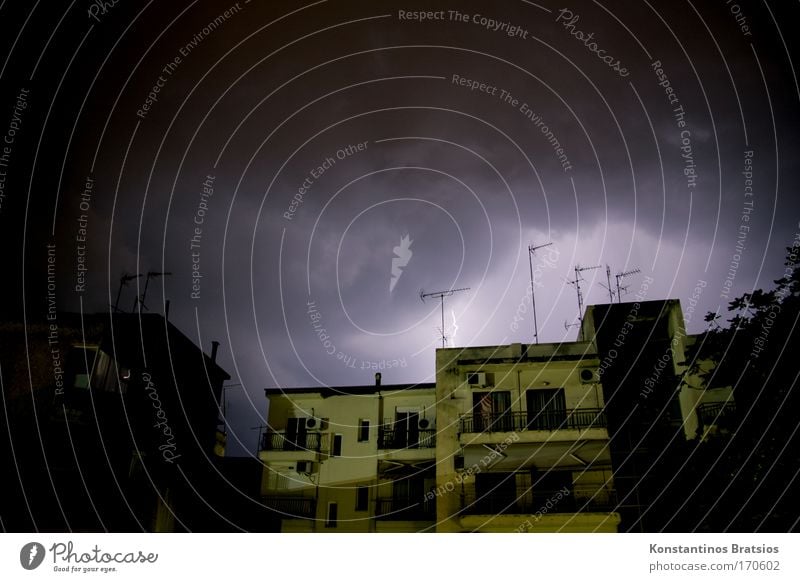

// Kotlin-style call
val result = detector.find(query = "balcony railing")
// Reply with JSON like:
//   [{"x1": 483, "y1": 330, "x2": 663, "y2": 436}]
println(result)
[
  {"x1": 459, "y1": 408, "x2": 607, "y2": 434},
  {"x1": 262, "y1": 496, "x2": 317, "y2": 518},
  {"x1": 697, "y1": 402, "x2": 737, "y2": 429},
  {"x1": 460, "y1": 485, "x2": 617, "y2": 515},
  {"x1": 260, "y1": 431, "x2": 322, "y2": 452},
  {"x1": 378, "y1": 428, "x2": 436, "y2": 450},
  {"x1": 375, "y1": 497, "x2": 436, "y2": 521}
]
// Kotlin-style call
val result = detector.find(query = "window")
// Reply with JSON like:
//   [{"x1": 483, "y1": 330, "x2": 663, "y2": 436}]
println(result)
[
  {"x1": 358, "y1": 420, "x2": 370, "y2": 442},
  {"x1": 331, "y1": 434, "x2": 343, "y2": 457},
  {"x1": 356, "y1": 486, "x2": 369, "y2": 511},
  {"x1": 326, "y1": 502, "x2": 338, "y2": 527},
  {"x1": 472, "y1": 391, "x2": 512, "y2": 432},
  {"x1": 526, "y1": 388, "x2": 567, "y2": 430},
  {"x1": 65, "y1": 346, "x2": 98, "y2": 389}
]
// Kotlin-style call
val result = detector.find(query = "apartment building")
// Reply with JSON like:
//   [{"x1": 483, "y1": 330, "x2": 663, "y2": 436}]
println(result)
[
  {"x1": 0, "y1": 311, "x2": 230, "y2": 532},
  {"x1": 582, "y1": 299, "x2": 735, "y2": 531},
  {"x1": 260, "y1": 299, "x2": 734, "y2": 533},
  {"x1": 260, "y1": 376, "x2": 437, "y2": 532},
  {"x1": 435, "y1": 341, "x2": 619, "y2": 533}
]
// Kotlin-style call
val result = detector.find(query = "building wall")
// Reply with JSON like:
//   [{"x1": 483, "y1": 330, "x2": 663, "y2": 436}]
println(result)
[{"x1": 261, "y1": 386, "x2": 436, "y2": 532}]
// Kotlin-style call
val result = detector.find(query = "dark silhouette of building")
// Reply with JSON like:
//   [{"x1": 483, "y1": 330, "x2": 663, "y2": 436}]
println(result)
[{"x1": 0, "y1": 311, "x2": 230, "y2": 532}]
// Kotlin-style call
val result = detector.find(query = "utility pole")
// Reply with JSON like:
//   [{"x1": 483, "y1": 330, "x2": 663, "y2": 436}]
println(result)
[
  {"x1": 420, "y1": 287, "x2": 470, "y2": 348},
  {"x1": 528, "y1": 242, "x2": 553, "y2": 344}
]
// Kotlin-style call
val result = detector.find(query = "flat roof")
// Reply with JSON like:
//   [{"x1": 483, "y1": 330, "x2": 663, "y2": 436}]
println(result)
[{"x1": 264, "y1": 382, "x2": 436, "y2": 398}]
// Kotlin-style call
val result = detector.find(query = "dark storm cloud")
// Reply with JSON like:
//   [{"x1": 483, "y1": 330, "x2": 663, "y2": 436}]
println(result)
[{"x1": 2, "y1": 0, "x2": 798, "y2": 454}]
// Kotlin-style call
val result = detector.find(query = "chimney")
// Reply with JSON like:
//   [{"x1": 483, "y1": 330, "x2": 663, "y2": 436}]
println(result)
[
  {"x1": 211, "y1": 341, "x2": 219, "y2": 364},
  {"x1": 375, "y1": 372, "x2": 381, "y2": 386}
]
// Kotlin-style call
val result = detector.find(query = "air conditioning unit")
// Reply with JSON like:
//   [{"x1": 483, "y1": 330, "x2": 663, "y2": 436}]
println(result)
[
  {"x1": 467, "y1": 372, "x2": 486, "y2": 386},
  {"x1": 418, "y1": 418, "x2": 431, "y2": 429},
  {"x1": 304, "y1": 417, "x2": 320, "y2": 429},
  {"x1": 296, "y1": 461, "x2": 315, "y2": 474},
  {"x1": 579, "y1": 368, "x2": 598, "y2": 383}
]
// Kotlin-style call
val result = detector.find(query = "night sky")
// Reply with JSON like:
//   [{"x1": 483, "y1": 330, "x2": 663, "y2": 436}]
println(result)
[{"x1": 2, "y1": 0, "x2": 798, "y2": 456}]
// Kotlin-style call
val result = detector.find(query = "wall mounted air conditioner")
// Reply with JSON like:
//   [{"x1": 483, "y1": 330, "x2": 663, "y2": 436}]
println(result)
[
  {"x1": 418, "y1": 418, "x2": 431, "y2": 429},
  {"x1": 579, "y1": 368, "x2": 598, "y2": 383},
  {"x1": 467, "y1": 372, "x2": 486, "y2": 386},
  {"x1": 296, "y1": 461, "x2": 315, "y2": 474},
  {"x1": 304, "y1": 417, "x2": 320, "y2": 429}
]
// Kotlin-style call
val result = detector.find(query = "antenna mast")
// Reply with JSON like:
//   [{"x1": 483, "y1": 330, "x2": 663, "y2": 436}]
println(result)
[
  {"x1": 134, "y1": 271, "x2": 173, "y2": 312},
  {"x1": 528, "y1": 242, "x2": 553, "y2": 344},
  {"x1": 420, "y1": 287, "x2": 470, "y2": 348},
  {"x1": 566, "y1": 264, "x2": 601, "y2": 340},
  {"x1": 114, "y1": 273, "x2": 141, "y2": 312},
  {"x1": 615, "y1": 268, "x2": 641, "y2": 303},
  {"x1": 598, "y1": 265, "x2": 616, "y2": 303}
]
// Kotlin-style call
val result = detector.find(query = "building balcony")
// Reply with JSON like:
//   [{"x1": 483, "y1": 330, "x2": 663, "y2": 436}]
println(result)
[
  {"x1": 375, "y1": 497, "x2": 435, "y2": 521},
  {"x1": 258, "y1": 431, "x2": 323, "y2": 462},
  {"x1": 459, "y1": 408, "x2": 609, "y2": 448},
  {"x1": 696, "y1": 401, "x2": 736, "y2": 431},
  {"x1": 460, "y1": 409, "x2": 606, "y2": 434},
  {"x1": 260, "y1": 431, "x2": 322, "y2": 452},
  {"x1": 378, "y1": 428, "x2": 436, "y2": 450},
  {"x1": 460, "y1": 485, "x2": 617, "y2": 516},
  {"x1": 262, "y1": 495, "x2": 317, "y2": 519}
]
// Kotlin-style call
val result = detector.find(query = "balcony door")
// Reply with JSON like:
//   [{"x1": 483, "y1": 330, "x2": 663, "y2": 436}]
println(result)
[
  {"x1": 474, "y1": 473, "x2": 517, "y2": 514},
  {"x1": 393, "y1": 411, "x2": 419, "y2": 448},
  {"x1": 285, "y1": 417, "x2": 308, "y2": 450},
  {"x1": 526, "y1": 388, "x2": 567, "y2": 430},
  {"x1": 472, "y1": 391, "x2": 512, "y2": 432}
]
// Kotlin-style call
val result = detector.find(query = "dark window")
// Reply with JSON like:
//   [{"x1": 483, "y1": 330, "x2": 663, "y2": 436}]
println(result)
[
  {"x1": 526, "y1": 388, "x2": 567, "y2": 430},
  {"x1": 332, "y1": 434, "x2": 343, "y2": 457},
  {"x1": 356, "y1": 486, "x2": 369, "y2": 511},
  {"x1": 65, "y1": 347, "x2": 97, "y2": 389},
  {"x1": 285, "y1": 418, "x2": 308, "y2": 450},
  {"x1": 358, "y1": 420, "x2": 370, "y2": 442},
  {"x1": 326, "y1": 502, "x2": 338, "y2": 527},
  {"x1": 472, "y1": 391, "x2": 512, "y2": 432},
  {"x1": 393, "y1": 411, "x2": 420, "y2": 448}
]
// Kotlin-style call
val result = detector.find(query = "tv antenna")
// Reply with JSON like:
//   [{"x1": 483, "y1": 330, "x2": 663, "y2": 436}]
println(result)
[
  {"x1": 528, "y1": 242, "x2": 553, "y2": 344},
  {"x1": 598, "y1": 265, "x2": 616, "y2": 303},
  {"x1": 615, "y1": 268, "x2": 641, "y2": 303},
  {"x1": 566, "y1": 264, "x2": 601, "y2": 340},
  {"x1": 114, "y1": 273, "x2": 141, "y2": 312},
  {"x1": 134, "y1": 271, "x2": 173, "y2": 312},
  {"x1": 420, "y1": 287, "x2": 470, "y2": 348}
]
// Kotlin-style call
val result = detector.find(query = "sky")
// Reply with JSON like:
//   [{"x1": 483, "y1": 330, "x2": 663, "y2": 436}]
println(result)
[{"x1": 1, "y1": 0, "x2": 798, "y2": 456}]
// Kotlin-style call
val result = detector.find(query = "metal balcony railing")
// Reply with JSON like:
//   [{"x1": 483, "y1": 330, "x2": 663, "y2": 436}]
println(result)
[
  {"x1": 375, "y1": 497, "x2": 436, "y2": 521},
  {"x1": 460, "y1": 485, "x2": 617, "y2": 515},
  {"x1": 260, "y1": 431, "x2": 322, "y2": 452},
  {"x1": 262, "y1": 496, "x2": 317, "y2": 518},
  {"x1": 696, "y1": 402, "x2": 737, "y2": 429},
  {"x1": 377, "y1": 428, "x2": 436, "y2": 450},
  {"x1": 459, "y1": 408, "x2": 607, "y2": 434}
]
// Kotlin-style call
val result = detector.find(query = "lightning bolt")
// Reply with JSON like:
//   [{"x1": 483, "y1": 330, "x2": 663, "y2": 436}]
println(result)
[
  {"x1": 390, "y1": 234, "x2": 413, "y2": 292},
  {"x1": 28, "y1": 545, "x2": 38, "y2": 565},
  {"x1": 451, "y1": 309, "x2": 458, "y2": 340}
]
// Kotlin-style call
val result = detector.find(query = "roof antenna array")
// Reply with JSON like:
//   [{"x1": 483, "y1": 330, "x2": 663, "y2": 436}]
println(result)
[
  {"x1": 598, "y1": 265, "x2": 616, "y2": 303},
  {"x1": 528, "y1": 242, "x2": 553, "y2": 344},
  {"x1": 566, "y1": 264, "x2": 601, "y2": 340},
  {"x1": 615, "y1": 268, "x2": 641, "y2": 303},
  {"x1": 420, "y1": 287, "x2": 470, "y2": 349}
]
